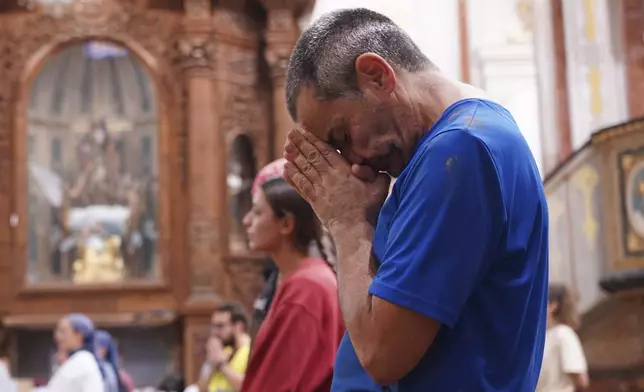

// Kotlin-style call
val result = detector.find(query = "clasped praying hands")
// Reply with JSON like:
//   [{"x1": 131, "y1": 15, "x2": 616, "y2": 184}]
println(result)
[{"x1": 283, "y1": 128, "x2": 390, "y2": 232}]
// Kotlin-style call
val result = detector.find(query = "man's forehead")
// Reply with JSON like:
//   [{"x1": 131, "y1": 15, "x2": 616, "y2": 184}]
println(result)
[{"x1": 213, "y1": 311, "x2": 229, "y2": 319}]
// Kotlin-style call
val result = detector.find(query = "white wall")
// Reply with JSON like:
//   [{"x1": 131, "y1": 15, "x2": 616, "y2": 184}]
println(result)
[
  {"x1": 467, "y1": 0, "x2": 543, "y2": 174},
  {"x1": 532, "y1": 0, "x2": 560, "y2": 173},
  {"x1": 304, "y1": 0, "x2": 462, "y2": 81},
  {"x1": 561, "y1": 0, "x2": 628, "y2": 150}
]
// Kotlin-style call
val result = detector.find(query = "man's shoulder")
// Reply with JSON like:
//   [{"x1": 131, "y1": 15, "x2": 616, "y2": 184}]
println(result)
[{"x1": 404, "y1": 127, "x2": 501, "y2": 186}]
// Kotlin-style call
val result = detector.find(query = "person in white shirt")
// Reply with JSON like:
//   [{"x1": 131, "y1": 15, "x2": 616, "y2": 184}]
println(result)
[
  {"x1": 536, "y1": 284, "x2": 589, "y2": 392},
  {"x1": 0, "y1": 350, "x2": 17, "y2": 392},
  {"x1": 44, "y1": 313, "x2": 105, "y2": 392}
]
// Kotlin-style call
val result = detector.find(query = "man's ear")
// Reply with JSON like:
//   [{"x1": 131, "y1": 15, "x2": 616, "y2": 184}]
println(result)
[{"x1": 355, "y1": 53, "x2": 396, "y2": 98}]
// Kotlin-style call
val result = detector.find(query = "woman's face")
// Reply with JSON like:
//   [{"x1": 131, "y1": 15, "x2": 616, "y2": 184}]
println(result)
[
  {"x1": 243, "y1": 189, "x2": 287, "y2": 253},
  {"x1": 546, "y1": 301, "x2": 558, "y2": 325},
  {"x1": 96, "y1": 346, "x2": 107, "y2": 360},
  {"x1": 54, "y1": 318, "x2": 84, "y2": 352}
]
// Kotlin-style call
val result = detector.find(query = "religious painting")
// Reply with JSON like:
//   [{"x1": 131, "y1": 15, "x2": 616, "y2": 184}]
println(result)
[
  {"x1": 227, "y1": 134, "x2": 256, "y2": 253},
  {"x1": 26, "y1": 40, "x2": 160, "y2": 285},
  {"x1": 620, "y1": 148, "x2": 644, "y2": 256}
]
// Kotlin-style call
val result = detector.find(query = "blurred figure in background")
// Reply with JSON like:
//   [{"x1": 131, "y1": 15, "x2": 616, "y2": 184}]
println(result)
[
  {"x1": 44, "y1": 313, "x2": 104, "y2": 392},
  {"x1": 536, "y1": 284, "x2": 589, "y2": 392},
  {"x1": 240, "y1": 172, "x2": 344, "y2": 392},
  {"x1": 0, "y1": 331, "x2": 17, "y2": 392},
  {"x1": 195, "y1": 302, "x2": 251, "y2": 392},
  {"x1": 117, "y1": 351, "x2": 136, "y2": 392},
  {"x1": 158, "y1": 372, "x2": 185, "y2": 392},
  {"x1": 95, "y1": 330, "x2": 129, "y2": 392}
]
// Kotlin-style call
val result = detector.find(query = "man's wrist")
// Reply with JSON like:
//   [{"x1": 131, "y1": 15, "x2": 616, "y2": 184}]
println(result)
[
  {"x1": 330, "y1": 220, "x2": 374, "y2": 268},
  {"x1": 208, "y1": 359, "x2": 224, "y2": 371},
  {"x1": 329, "y1": 219, "x2": 372, "y2": 242}
]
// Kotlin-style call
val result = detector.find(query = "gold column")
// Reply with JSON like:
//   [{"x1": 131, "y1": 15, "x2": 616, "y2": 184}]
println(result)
[
  {"x1": 179, "y1": 0, "x2": 224, "y2": 308},
  {"x1": 263, "y1": 4, "x2": 301, "y2": 159}
]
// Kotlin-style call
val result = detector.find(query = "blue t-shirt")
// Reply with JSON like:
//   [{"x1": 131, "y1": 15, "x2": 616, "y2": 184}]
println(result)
[{"x1": 332, "y1": 98, "x2": 548, "y2": 391}]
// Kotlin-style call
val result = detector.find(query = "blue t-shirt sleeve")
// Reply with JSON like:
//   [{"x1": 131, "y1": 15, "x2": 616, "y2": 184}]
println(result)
[{"x1": 369, "y1": 129, "x2": 506, "y2": 328}]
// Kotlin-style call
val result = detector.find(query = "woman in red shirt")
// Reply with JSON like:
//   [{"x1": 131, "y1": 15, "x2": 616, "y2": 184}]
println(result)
[{"x1": 241, "y1": 167, "x2": 344, "y2": 392}]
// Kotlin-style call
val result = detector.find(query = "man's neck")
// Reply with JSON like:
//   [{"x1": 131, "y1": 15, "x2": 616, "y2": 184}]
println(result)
[
  {"x1": 406, "y1": 70, "x2": 487, "y2": 135},
  {"x1": 235, "y1": 333, "x2": 250, "y2": 348}
]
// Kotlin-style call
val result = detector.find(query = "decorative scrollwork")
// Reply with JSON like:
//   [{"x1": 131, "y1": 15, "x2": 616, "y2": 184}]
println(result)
[
  {"x1": 183, "y1": 0, "x2": 211, "y2": 19},
  {"x1": 265, "y1": 45, "x2": 293, "y2": 79},
  {"x1": 175, "y1": 37, "x2": 217, "y2": 70}
]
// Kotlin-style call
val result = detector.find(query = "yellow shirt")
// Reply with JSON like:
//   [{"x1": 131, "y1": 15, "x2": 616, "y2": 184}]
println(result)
[{"x1": 207, "y1": 343, "x2": 251, "y2": 392}]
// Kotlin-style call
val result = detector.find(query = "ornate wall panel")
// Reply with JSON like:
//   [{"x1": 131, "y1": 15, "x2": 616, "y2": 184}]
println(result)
[
  {"x1": 546, "y1": 182, "x2": 574, "y2": 286},
  {"x1": 594, "y1": 119, "x2": 644, "y2": 271},
  {"x1": 567, "y1": 158, "x2": 605, "y2": 312},
  {"x1": 545, "y1": 118, "x2": 644, "y2": 380}
]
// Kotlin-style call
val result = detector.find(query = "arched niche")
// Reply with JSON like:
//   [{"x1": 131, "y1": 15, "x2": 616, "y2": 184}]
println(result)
[
  {"x1": 227, "y1": 133, "x2": 257, "y2": 253},
  {"x1": 25, "y1": 40, "x2": 161, "y2": 285}
]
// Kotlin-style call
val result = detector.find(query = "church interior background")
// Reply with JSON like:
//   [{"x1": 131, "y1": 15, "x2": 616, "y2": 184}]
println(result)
[{"x1": 0, "y1": 0, "x2": 644, "y2": 390}]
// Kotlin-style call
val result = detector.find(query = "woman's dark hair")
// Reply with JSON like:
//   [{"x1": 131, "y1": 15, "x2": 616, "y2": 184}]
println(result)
[
  {"x1": 549, "y1": 284, "x2": 579, "y2": 330},
  {"x1": 261, "y1": 177, "x2": 333, "y2": 268}
]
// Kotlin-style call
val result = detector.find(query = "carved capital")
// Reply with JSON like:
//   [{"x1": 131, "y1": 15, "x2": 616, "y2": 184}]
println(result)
[
  {"x1": 175, "y1": 37, "x2": 216, "y2": 71},
  {"x1": 261, "y1": 0, "x2": 314, "y2": 14},
  {"x1": 183, "y1": 0, "x2": 211, "y2": 19},
  {"x1": 265, "y1": 8, "x2": 298, "y2": 35},
  {"x1": 212, "y1": 8, "x2": 257, "y2": 41},
  {"x1": 217, "y1": 0, "x2": 250, "y2": 12},
  {"x1": 265, "y1": 45, "x2": 293, "y2": 79}
]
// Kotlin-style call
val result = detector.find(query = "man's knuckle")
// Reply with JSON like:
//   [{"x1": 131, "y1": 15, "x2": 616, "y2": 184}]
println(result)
[{"x1": 307, "y1": 150, "x2": 320, "y2": 162}]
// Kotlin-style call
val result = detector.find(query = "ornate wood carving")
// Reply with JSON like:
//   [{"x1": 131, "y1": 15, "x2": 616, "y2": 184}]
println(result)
[
  {"x1": 261, "y1": 5, "x2": 299, "y2": 158},
  {"x1": 264, "y1": 8, "x2": 298, "y2": 79},
  {"x1": 225, "y1": 255, "x2": 266, "y2": 312},
  {"x1": 175, "y1": 8, "x2": 227, "y2": 305},
  {"x1": 221, "y1": 85, "x2": 268, "y2": 159},
  {"x1": 580, "y1": 296, "x2": 644, "y2": 372},
  {"x1": 261, "y1": 0, "x2": 313, "y2": 15},
  {"x1": 213, "y1": 7, "x2": 257, "y2": 43},
  {"x1": 176, "y1": 37, "x2": 217, "y2": 70},
  {"x1": 622, "y1": 0, "x2": 644, "y2": 118},
  {"x1": 183, "y1": 0, "x2": 211, "y2": 19},
  {"x1": 183, "y1": 315, "x2": 211, "y2": 384},
  {"x1": 0, "y1": 0, "x2": 276, "y2": 382}
]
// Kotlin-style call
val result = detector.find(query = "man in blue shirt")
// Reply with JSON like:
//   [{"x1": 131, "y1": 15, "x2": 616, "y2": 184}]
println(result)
[{"x1": 282, "y1": 8, "x2": 548, "y2": 392}]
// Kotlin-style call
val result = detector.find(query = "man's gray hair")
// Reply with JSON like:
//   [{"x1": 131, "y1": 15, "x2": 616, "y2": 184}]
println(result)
[{"x1": 285, "y1": 8, "x2": 434, "y2": 120}]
